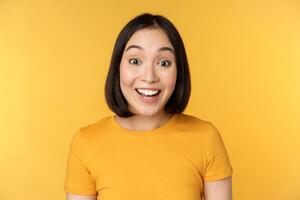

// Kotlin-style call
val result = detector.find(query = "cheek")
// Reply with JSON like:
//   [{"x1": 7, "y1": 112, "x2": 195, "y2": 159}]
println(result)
[
  {"x1": 161, "y1": 68, "x2": 177, "y2": 90},
  {"x1": 119, "y1": 65, "x2": 137, "y2": 87}
]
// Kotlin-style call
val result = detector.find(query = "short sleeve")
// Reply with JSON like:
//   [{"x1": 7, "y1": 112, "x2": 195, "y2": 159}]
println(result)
[
  {"x1": 64, "y1": 129, "x2": 97, "y2": 195},
  {"x1": 203, "y1": 123, "x2": 233, "y2": 182}
]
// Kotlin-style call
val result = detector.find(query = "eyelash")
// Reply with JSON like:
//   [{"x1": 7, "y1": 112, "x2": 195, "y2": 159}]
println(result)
[{"x1": 128, "y1": 58, "x2": 172, "y2": 67}]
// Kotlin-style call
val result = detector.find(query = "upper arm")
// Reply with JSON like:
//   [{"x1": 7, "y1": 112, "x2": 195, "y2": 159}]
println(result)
[
  {"x1": 203, "y1": 176, "x2": 232, "y2": 200},
  {"x1": 64, "y1": 130, "x2": 97, "y2": 195},
  {"x1": 66, "y1": 193, "x2": 97, "y2": 200}
]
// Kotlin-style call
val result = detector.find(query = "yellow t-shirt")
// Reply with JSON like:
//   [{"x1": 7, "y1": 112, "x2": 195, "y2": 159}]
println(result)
[{"x1": 64, "y1": 113, "x2": 233, "y2": 199}]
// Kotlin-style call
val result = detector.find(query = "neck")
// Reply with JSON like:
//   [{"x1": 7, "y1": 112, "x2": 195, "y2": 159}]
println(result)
[{"x1": 115, "y1": 111, "x2": 173, "y2": 131}]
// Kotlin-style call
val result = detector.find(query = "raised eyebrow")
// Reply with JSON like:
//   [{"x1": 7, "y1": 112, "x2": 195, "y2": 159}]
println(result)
[
  {"x1": 125, "y1": 45, "x2": 142, "y2": 52},
  {"x1": 158, "y1": 47, "x2": 174, "y2": 55},
  {"x1": 125, "y1": 45, "x2": 174, "y2": 55}
]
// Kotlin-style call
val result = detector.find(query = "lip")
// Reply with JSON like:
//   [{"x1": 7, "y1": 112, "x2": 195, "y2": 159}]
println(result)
[{"x1": 135, "y1": 89, "x2": 161, "y2": 103}]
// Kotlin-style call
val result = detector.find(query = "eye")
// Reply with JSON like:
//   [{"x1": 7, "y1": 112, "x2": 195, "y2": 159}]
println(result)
[
  {"x1": 158, "y1": 60, "x2": 171, "y2": 67},
  {"x1": 128, "y1": 58, "x2": 142, "y2": 65}
]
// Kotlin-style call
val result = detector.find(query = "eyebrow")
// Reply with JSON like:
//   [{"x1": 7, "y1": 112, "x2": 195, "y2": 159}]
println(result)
[{"x1": 125, "y1": 45, "x2": 174, "y2": 54}]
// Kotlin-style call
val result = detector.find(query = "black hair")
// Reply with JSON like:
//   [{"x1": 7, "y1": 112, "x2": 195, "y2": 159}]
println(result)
[{"x1": 105, "y1": 13, "x2": 191, "y2": 117}]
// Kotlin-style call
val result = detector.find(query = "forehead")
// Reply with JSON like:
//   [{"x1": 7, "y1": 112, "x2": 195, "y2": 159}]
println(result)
[{"x1": 124, "y1": 27, "x2": 174, "y2": 52}]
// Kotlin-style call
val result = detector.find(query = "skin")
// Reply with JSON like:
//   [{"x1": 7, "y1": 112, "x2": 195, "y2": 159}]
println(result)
[
  {"x1": 203, "y1": 177, "x2": 232, "y2": 200},
  {"x1": 66, "y1": 194, "x2": 96, "y2": 200},
  {"x1": 115, "y1": 27, "x2": 177, "y2": 131}
]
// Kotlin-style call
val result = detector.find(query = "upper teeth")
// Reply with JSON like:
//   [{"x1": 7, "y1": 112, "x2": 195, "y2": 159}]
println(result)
[{"x1": 137, "y1": 88, "x2": 160, "y2": 95}]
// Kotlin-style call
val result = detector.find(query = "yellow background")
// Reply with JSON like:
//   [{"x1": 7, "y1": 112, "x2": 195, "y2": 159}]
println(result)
[{"x1": 0, "y1": 0, "x2": 299, "y2": 199}]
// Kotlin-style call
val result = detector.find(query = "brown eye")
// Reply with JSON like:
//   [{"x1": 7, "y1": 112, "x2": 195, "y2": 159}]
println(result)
[
  {"x1": 129, "y1": 58, "x2": 142, "y2": 65},
  {"x1": 158, "y1": 60, "x2": 171, "y2": 67}
]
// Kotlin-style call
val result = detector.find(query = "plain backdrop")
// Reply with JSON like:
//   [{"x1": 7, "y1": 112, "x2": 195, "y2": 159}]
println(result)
[{"x1": 0, "y1": 0, "x2": 299, "y2": 199}]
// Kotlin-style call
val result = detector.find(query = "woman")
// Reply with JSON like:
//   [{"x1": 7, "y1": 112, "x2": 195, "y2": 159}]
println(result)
[{"x1": 64, "y1": 13, "x2": 233, "y2": 200}]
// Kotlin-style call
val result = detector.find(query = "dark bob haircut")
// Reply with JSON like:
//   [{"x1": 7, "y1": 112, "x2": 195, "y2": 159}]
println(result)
[{"x1": 105, "y1": 13, "x2": 191, "y2": 117}]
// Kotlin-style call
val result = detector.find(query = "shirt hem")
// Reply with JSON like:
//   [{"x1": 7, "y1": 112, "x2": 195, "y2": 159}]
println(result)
[
  {"x1": 203, "y1": 170, "x2": 233, "y2": 182},
  {"x1": 64, "y1": 186, "x2": 98, "y2": 195}
]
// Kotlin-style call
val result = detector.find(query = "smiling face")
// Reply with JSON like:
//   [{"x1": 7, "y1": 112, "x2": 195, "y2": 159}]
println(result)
[{"x1": 119, "y1": 27, "x2": 177, "y2": 117}]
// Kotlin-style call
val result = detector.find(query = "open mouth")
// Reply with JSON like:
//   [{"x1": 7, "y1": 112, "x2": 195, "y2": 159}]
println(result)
[{"x1": 135, "y1": 89, "x2": 161, "y2": 97}]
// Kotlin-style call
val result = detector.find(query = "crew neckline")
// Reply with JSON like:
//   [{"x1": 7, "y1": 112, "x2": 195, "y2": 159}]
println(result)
[{"x1": 108, "y1": 114, "x2": 179, "y2": 137}]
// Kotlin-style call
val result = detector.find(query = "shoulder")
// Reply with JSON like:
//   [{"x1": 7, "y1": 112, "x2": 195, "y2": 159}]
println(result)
[
  {"x1": 174, "y1": 113, "x2": 218, "y2": 140},
  {"x1": 176, "y1": 113, "x2": 215, "y2": 131},
  {"x1": 75, "y1": 115, "x2": 113, "y2": 139}
]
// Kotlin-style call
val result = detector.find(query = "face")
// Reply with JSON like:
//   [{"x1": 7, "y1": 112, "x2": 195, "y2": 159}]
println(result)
[{"x1": 119, "y1": 27, "x2": 177, "y2": 116}]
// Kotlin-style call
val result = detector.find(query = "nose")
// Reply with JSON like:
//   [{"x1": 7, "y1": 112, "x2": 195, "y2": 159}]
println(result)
[{"x1": 142, "y1": 65, "x2": 159, "y2": 83}]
